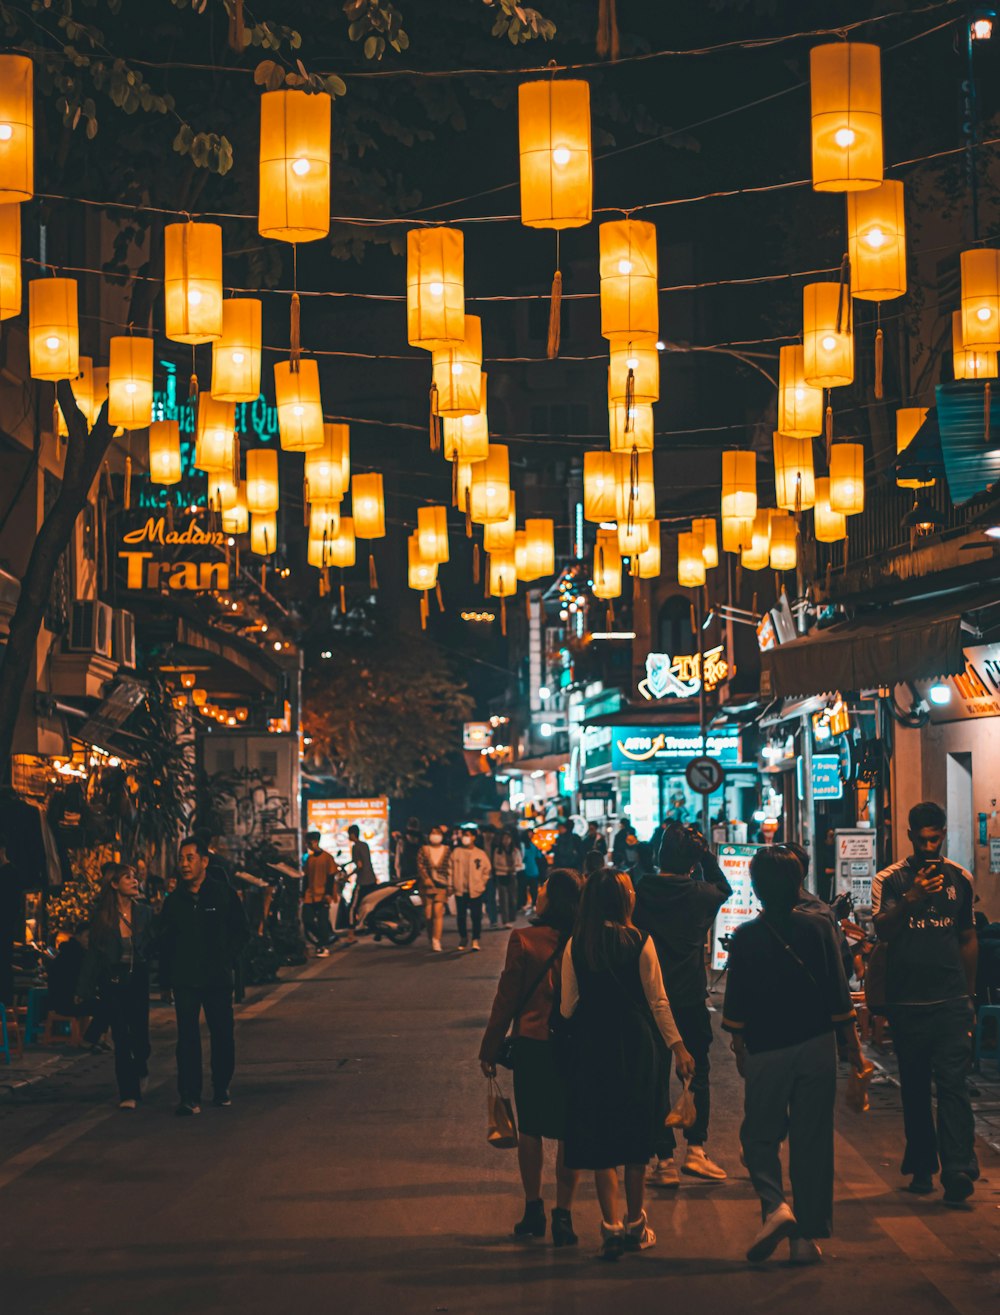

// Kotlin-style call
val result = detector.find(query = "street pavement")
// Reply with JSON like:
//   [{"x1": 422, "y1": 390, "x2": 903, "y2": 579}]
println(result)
[{"x1": 0, "y1": 921, "x2": 998, "y2": 1314}]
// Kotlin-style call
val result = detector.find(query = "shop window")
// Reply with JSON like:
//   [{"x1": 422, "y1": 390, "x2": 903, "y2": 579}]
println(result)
[{"x1": 657, "y1": 594, "x2": 696, "y2": 657}]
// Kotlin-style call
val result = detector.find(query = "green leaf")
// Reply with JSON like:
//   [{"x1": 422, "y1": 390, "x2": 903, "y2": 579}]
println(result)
[
  {"x1": 363, "y1": 34, "x2": 378, "y2": 60},
  {"x1": 253, "y1": 59, "x2": 278, "y2": 86}
]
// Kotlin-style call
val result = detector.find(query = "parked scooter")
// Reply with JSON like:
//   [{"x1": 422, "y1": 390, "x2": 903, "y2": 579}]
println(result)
[{"x1": 354, "y1": 878, "x2": 425, "y2": 945}]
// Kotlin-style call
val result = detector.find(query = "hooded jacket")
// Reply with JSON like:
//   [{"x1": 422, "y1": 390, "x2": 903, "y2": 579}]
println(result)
[
  {"x1": 450, "y1": 844, "x2": 491, "y2": 899},
  {"x1": 634, "y1": 852, "x2": 733, "y2": 1008}
]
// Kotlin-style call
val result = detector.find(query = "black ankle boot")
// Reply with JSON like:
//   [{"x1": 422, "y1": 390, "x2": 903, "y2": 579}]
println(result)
[
  {"x1": 550, "y1": 1207, "x2": 578, "y2": 1247},
  {"x1": 513, "y1": 1198, "x2": 546, "y2": 1238}
]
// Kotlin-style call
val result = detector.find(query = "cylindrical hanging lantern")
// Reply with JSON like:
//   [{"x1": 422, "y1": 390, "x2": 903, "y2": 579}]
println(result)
[
  {"x1": 600, "y1": 220, "x2": 658, "y2": 342},
  {"x1": 740, "y1": 510, "x2": 771, "y2": 570},
  {"x1": 148, "y1": 420, "x2": 182, "y2": 486},
  {"x1": 814, "y1": 476, "x2": 847, "y2": 542},
  {"x1": 773, "y1": 431, "x2": 816, "y2": 511},
  {"x1": 847, "y1": 180, "x2": 906, "y2": 300},
  {"x1": 308, "y1": 535, "x2": 337, "y2": 569},
  {"x1": 517, "y1": 79, "x2": 592, "y2": 230},
  {"x1": 443, "y1": 373, "x2": 489, "y2": 462},
  {"x1": 194, "y1": 395, "x2": 236, "y2": 473},
  {"x1": 618, "y1": 519, "x2": 650, "y2": 556},
  {"x1": 803, "y1": 282, "x2": 854, "y2": 387},
  {"x1": 250, "y1": 512, "x2": 277, "y2": 557},
  {"x1": 609, "y1": 398, "x2": 655, "y2": 454},
  {"x1": 960, "y1": 249, "x2": 1000, "y2": 351},
  {"x1": 769, "y1": 511, "x2": 798, "y2": 571},
  {"x1": 212, "y1": 299, "x2": 262, "y2": 402},
  {"x1": 164, "y1": 221, "x2": 223, "y2": 344},
  {"x1": 108, "y1": 336, "x2": 154, "y2": 430},
  {"x1": 308, "y1": 501, "x2": 340, "y2": 543},
  {"x1": 583, "y1": 450, "x2": 617, "y2": 522},
  {"x1": 28, "y1": 278, "x2": 79, "y2": 381},
  {"x1": 417, "y1": 505, "x2": 450, "y2": 563},
  {"x1": 258, "y1": 89, "x2": 331, "y2": 243},
  {"x1": 274, "y1": 358, "x2": 324, "y2": 451},
  {"x1": 487, "y1": 550, "x2": 517, "y2": 599},
  {"x1": 352, "y1": 472, "x2": 386, "y2": 539},
  {"x1": 524, "y1": 518, "x2": 555, "y2": 578},
  {"x1": 829, "y1": 442, "x2": 865, "y2": 514},
  {"x1": 677, "y1": 532, "x2": 706, "y2": 588},
  {"x1": 0, "y1": 56, "x2": 33, "y2": 203},
  {"x1": 895, "y1": 408, "x2": 935, "y2": 490},
  {"x1": 608, "y1": 335, "x2": 660, "y2": 406},
  {"x1": 635, "y1": 520, "x2": 661, "y2": 579},
  {"x1": 810, "y1": 42, "x2": 882, "y2": 192},
  {"x1": 408, "y1": 533, "x2": 439, "y2": 591},
  {"x1": 305, "y1": 423, "x2": 350, "y2": 503},
  {"x1": 592, "y1": 528, "x2": 622, "y2": 599},
  {"x1": 722, "y1": 516, "x2": 754, "y2": 556},
  {"x1": 778, "y1": 345, "x2": 824, "y2": 438},
  {"x1": 614, "y1": 450, "x2": 655, "y2": 525},
  {"x1": 221, "y1": 482, "x2": 249, "y2": 534},
  {"x1": 208, "y1": 472, "x2": 240, "y2": 512},
  {"x1": 469, "y1": 443, "x2": 510, "y2": 525},
  {"x1": 327, "y1": 516, "x2": 356, "y2": 568},
  {"x1": 246, "y1": 449, "x2": 279, "y2": 514},
  {"x1": 952, "y1": 310, "x2": 998, "y2": 380},
  {"x1": 431, "y1": 315, "x2": 482, "y2": 417},
  {"x1": 692, "y1": 516, "x2": 718, "y2": 569},
  {"x1": 483, "y1": 497, "x2": 517, "y2": 554},
  {"x1": 0, "y1": 203, "x2": 21, "y2": 320},
  {"x1": 407, "y1": 226, "x2": 465, "y2": 350},
  {"x1": 721, "y1": 450, "x2": 757, "y2": 522}
]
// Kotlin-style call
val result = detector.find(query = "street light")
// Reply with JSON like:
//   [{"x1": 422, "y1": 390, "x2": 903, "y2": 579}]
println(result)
[{"x1": 971, "y1": 8, "x2": 996, "y2": 40}]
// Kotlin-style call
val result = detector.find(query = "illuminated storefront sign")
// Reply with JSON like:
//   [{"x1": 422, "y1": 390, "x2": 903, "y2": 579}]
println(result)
[
  {"x1": 812, "y1": 696, "x2": 850, "y2": 743},
  {"x1": 612, "y1": 725, "x2": 741, "y2": 773},
  {"x1": 798, "y1": 753, "x2": 844, "y2": 801},
  {"x1": 118, "y1": 515, "x2": 229, "y2": 592},
  {"x1": 637, "y1": 645, "x2": 731, "y2": 701},
  {"x1": 916, "y1": 644, "x2": 1000, "y2": 722}
]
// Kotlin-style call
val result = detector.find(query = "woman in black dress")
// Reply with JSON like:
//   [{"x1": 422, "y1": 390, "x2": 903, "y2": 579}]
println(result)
[{"x1": 560, "y1": 869, "x2": 695, "y2": 1259}]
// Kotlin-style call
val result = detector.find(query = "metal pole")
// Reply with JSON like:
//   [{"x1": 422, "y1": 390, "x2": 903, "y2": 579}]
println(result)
[
  {"x1": 696, "y1": 589, "x2": 710, "y2": 839},
  {"x1": 964, "y1": 6, "x2": 981, "y2": 241},
  {"x1": 799, "y1": 711, "x2": 816, "y2": 889}
]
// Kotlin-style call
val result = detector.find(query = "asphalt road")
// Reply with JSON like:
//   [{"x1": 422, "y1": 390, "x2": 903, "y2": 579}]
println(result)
[{"x1": 0, "y1": 923, "x2": 998, "y2": 1314}]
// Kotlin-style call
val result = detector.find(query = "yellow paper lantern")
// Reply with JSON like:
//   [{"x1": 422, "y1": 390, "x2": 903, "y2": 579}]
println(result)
[
  {"x1": 769, "y1": 510, "x2": 798, "y2": 571},
  {"x1": 524, "y1": 518, "x2": 555, "y2": 578},
  {"x1": 306, "y1": 423, "x2": 350, "y2": 503},
  {"x1": 469, "y1": 444, "x2": 510, "y2": 525},
  {"x1": 635, "y1": 520, "x2": 661, "y2": 579},
  {"x1": 0, "y1": 203, "x2": 21, "y2": 319},
  {"x1": 513, "y1": 530, "x2": 528, "y2": 581},
  {"x1": 208, "y1": 472, "x2": 240, "y2": 512},
  {"x1": 212, "y1": 299, "x2": 262, "y2": 403},
  {"x1": 352, "y1": 472, "x2": 386, "y2": 539},
  {"x1": 609, "y1": 398, "x2": 655, "y2": 454},
  {"x1": 487, "y1": 550, "x2": 517, "y2": 599},
  {"x1": 691, "y1": 516, "x2": 718, "y2": 569},
  {"x1": 222, "y1": 483, "x2": 249, "y2": 534},
  {"x1": 442, "y1": 373, "x2": 490, "y2": 463},
  {"x1": 773, "y1": 432, "x2": 816, "y2": 511},
  {"x1": 829, "y1": 442, "x2": 865, "y2": 514},
  {"x1": 194, "y1": 395, "x2": 236, "y2": 473},
  {"x1": 952, "y1": 310, "x2": 998, "y2": 381},
  {"x1": 600, "y1": 220, "x2": 658, "y2": 341},
  {"x1": 723, "y1": 515, "x2": 754, "y2": 555},
  {"x1": 431, "y1": 315, "x2": 482, "y2": 417},
  {"x1": 583, "y1": 450, "x2": 617, "y2": 523},
  {"x1": 246, "y1": 449, "x2": 279, "y2": 514},
  {"x1": 327, "y1": 516, "x2": 356, "y2": 568},
  {"x1": 0, "y1": 56, "x2": 33, "y2": 203},
  {"x1": 164, "y1": 222, "x2": 223, "y2": 344},
  {"x1": 803, "y1": 282, "x2": 854, "y2": 387},
  {"x1": 810, "y1": 42, "x2": 882, "y2": 192},
  {"x1": 148, "y1": 420, "x2": 182, "y2": 486},
  {"x1": 740, "y1": 510, "x2": 772, "y2": 570},
  {"x1": 483, "y1": 496, "x2": 517, "y2": 554},
  {"x1": 608, "y1": 336, "x2": 660, "y2": 407},
  {"x1": 309, "y1": 502, "x2": 340, "y2": 543},
  {"x1": 592, "y1": 529, "x2": 622, "y2": 599},
  {"x1": 847, "y1": 180, "x2": 906, "y2": 300},
  {"x1": 417, "y1": 505, "x2": 450, "y2": 563},
  {"x1": 308, "y1": 535, "x2": 337, "y2": 569},
  {"x1": 778, "y1": 345, "x2": 824, "y2": 438},
  {"x1": 250, "y1": 512, "x2": 277, "y2": 557},
  {"x1": 677, "y1": 531, "x2": 706, "y2": 588},
  {"x1": 274, "y1": 359, "x2": 324, "y2": 452},
  {"x1": 895, "y1": 408, "x2": 934, "y2": 490},
  {"x1": 28, "y1": 278, "x2": 78, "y2": 381},
  {"x1": 614, "y1": 450, "x2": 655, "y2": 525},
  {"x1": 814, "y1": 476, "x2": 847, "y2": 542},
  {"x1": 258, "y1": 89, "x2": 331, "y2": 243},
  {"x1": 407, "y1": 227, "x2": 465, "y2": 350},
  {"x1": 108, "y1": 336, "x2": 154, "y2": 430},
  {"x1": 721, "y1": 450, "x2": 757, "y2": 523},
  {"x1": 618, "y1": 519, "x2": 650, "y2": 556},
  {"x1": 408, "y1": 533, "x2": 439, "y2": 591},
  {"x1": 517, "y1": 79, "x2": 591, "y2": 230},
  {"x1": 960, "y1": 248, "x2": 1000, "y2": 351}
]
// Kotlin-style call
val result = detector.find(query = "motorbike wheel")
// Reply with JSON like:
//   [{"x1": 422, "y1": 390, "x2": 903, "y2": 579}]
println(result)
[{"x1": 384, "y1": 907, "x2": 420, "y2": 946}]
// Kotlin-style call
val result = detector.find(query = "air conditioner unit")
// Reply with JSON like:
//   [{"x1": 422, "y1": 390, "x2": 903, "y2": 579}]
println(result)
[
  {"x1": 113, "y1": 609, "x2": 137, "y2": 670},
  {"x1": 68, "y1": 600, "x2": 113, "y2": 659}
]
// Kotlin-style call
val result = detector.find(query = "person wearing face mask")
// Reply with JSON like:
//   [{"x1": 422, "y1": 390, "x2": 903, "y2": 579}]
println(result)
[
  {"x1": 450, "y1": 828, "x2": 491, "y2": 952},
  {"x1": 417, "y1": 827, "x2": 453, "y2": 952}
]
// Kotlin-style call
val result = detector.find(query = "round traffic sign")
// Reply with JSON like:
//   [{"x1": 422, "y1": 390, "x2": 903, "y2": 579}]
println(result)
[{"x1": 685, "y1": 755, "x2": 725, "y2": 795}]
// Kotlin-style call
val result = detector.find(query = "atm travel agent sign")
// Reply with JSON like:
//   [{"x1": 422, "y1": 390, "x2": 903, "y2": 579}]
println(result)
[
  {"x1": 118, "y1": 515, "x2": 229, "y2": 593},
  {"x1": 611, "y1": 725, "x2": 742, "y2": 773}
]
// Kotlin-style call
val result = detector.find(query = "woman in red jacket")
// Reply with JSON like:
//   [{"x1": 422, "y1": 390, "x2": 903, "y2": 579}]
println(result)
[{"x1": 479, "y1": 868, "x2": 582, "y2": 1247}]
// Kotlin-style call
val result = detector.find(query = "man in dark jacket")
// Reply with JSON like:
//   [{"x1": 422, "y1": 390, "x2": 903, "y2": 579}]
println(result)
[
  {"x1": 160, "y1": 835, "x2": 250, "y2": 1116},
  {"x1": 635, "y1": 822, "x2": 733, "y2": 1186},
  {"x1": 551, "y1": 820, "x2": 584, "y2": 870},
  {"x1": 611, "y1": 820, "x2": 633, "y2": 868}
]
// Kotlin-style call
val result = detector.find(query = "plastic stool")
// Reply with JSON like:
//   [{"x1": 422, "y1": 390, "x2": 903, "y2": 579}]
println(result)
[
  {"x1": 25, "y1": 987, "x2": 47, "y2": 1044},
  {"x1": 973, "y1": 1004, "x2": 1000, "y2": 1074}
]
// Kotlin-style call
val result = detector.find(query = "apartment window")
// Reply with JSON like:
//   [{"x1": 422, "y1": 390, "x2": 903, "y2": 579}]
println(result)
[{"x1": 257, "y1": 749, "x2": 279, "y2": 780}]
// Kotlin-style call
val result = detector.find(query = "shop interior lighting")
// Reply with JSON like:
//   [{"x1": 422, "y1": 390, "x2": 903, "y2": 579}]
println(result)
[
  {"x1": 928, "y1": 682, "x2": 952, "y2": 705},
  {"x1": 540, "y1": 723, "x2": 553, "y2": 736},
  {"x1": 903, "y1": 498, "x2": 946, "y2": 536},
  {"x1": 589, "y1": 631, "x2": 637, "y2": 640}
]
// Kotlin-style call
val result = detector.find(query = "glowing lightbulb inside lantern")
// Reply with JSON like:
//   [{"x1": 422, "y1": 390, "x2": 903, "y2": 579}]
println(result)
[
  {"x1": 486, "y1": 484, "x2": 495, "y2": 496},
  {"x1": 821, "y1": 334, "x2": 838, "y2": 352},
  {"x1": 291, "y1": 158, "x2": 311, "y2": 177},
  {"x1": 834, "y1": 127, "x2": 856, "y2": 148},
  {"x1": 232, "y1": 352, "x2": 245, "y2": 365},
  {"x1": 429, "y1": 281, "x2": 444, "y2": 297},
  {"x1": 864, "y1": 227, "x2": 887, "y2": 249},
  {"x1": 452, "y1": 363, "x2": 464, "y2": 375},
  {"x1": 0, "y1": 125, "x2": 11, "y2": 142},
  {"x1": 977, "y1": 306, "x2": 994, "y2": 322},
  {"x1": 552, "y1": 146, "x2": 571, "y2": 166},
  {"x1": 188, "y1": 288, "x2": 203, "y2": 307},
  {"x1": 617, "y1": 259, "x2": 633, "y2": 276},
  {"x1": 462, "y1": 415, "x2": 474, "y2": 430},
  {"x1": 292, "y1": 404, "x2": 304, "y2": 417},
  {"x1": 626, "y1": 357, "x2": 639, "y2": 370},
  {"x1": 794, "y1": 387, "x2": 806, "y2": 402},
  {"x1": 45, "y1": 336, "x2": 60, "y2": 350},
  {"x1": 125, "y1": 382, "x2": 137, "y2": 394}
]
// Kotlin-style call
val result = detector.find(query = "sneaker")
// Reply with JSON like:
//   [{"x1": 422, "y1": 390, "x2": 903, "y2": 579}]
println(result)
[
  {"x1": 119, "y1": 1098, "x2": 137, "y2": 1111},
  {"x1": 315, "y1": 947, "x2": 330, "y2": 958},
  {"x1": 431, "y1": 938, "x2": 442, "y2": 953},
  {"x1": 746, "y1": 1203, "x2": 797, "y2": 1263},
  {"x1": 683, "y1": 1146, "x2": 727, "y2": 1181},
  {"x1": 212, "y1": 1091, "x2": 232, "y2": 1108},
  {"x1": 622, "y1": 1211, "x2": 656, "y2": 1251},
  {"x1": 906, "y1": 1173, "x2": 935, "y2": 1195},
  {"x1": 789, "y1": 1237, "x2": 823, "y2": 1265},
  {"x1": 942, "y1": 1171, "x2": 974, "y2": 1207},
  {"x1": 649, "y1": 1158, "x2": 680, "y2": 1189},
  {"x1": 471, "y1": 940, "x2": 481, "y2": 951},
  {"x1": 174, "y1": 1101, "x2": 201, "y2": 1117},
  {"x1": 599, "y1": 1221, "x2": 626, "y2": 1262}
]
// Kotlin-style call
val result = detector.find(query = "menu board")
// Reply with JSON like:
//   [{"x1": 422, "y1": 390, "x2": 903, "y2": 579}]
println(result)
[
  {"x1": 306, "y1": 797, "x2": 391, "y2": 884},
  {"x1": 711, "y1": 843, "x2": 762, "y2": 971}
]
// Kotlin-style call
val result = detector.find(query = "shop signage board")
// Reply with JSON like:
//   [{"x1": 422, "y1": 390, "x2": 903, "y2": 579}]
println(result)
[
  {"x1": 306, "y1": 797, "x2": 391, "y2": 884},
  {"x1": 917, "y1": 643, "x2": 1000, "y2": 723},
  {"x1": 834, "y1": 828, "x2": 877, "y2": 907},
  {"x1": 463, "y1": 722, "x2": 492, "y2": 751},
  {"x1": 797, "y1": 753, "x2": 844, "y2": 801},
  {"x1": 711, "y1": 844, "x2": 762, "y2": 970},
  {"x1": 118, "y1": 515, "x2": 229, "y2": 593},
  {"x1": 990, "y1": 837, "x2": 1000, "y2": 875},
  {"x1": 637, "y1": 645, "x2": 730, "y2": 701},
  {"x1": 685, "y1": 756, "x2": 725, "y2": 795},
  {"x1": 612, "y1": 725, "x2": 741, "y2": 773}
]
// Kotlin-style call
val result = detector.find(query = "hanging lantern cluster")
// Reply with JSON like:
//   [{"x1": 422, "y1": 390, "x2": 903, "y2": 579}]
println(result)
[
  {"x1": 164, "y1": 222, "x2": 223, "y2": 344},
  {"x1": 518, "y1": 80, "x2": 592, "y2": 230},
  {"x1": 773, "y1": 431, "x2": 816, "y2": 512},
  {"x1": 809, "y1": 43, "x2": 883, "y2": 193},
  {"x1": 29, "y1": 278, "x2": 79, "y2": 381},
  {"x1": 258, "y1": 90, "x2": 331, "y2": 244},
  {"x1": 108, "y1": 336, "x2": 154, "y2": 431},
  {"x1": 0, "y1": 55, "x2": 34, "y2": 204}
]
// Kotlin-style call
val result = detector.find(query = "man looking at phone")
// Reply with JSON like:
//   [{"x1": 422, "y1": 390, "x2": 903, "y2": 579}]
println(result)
[{"x1": 872, "y1": 801, "x2": 978, "y2": 1205}]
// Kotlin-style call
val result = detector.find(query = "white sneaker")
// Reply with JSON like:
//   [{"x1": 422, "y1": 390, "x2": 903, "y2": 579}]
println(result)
[
  {"x1": 747, "y1": 1203, "x2": 798, "y2": 1263},
  {"x1": 315, "y1": 948, "x2": 330, "y2": 958},
  {"x1": 648, "y1": 1158, "x2": 680, "y2": 1188},
  {"x1": 623, "y1": 1211, "x2": 656, "y2": 1251},
  {"x1": 431, "y1": 938, "x2": 442, "y2": 952},
  {"x1": 683, "y1": 1145, "x2": 727, "y2": 1181},
  {"x1": 789, "y1": 1237, "x2": 823, "y2": 1265},
  {"x1": 471, "y1": 940, "x2": 481, "y2": 951},
  {"x1": 119, "y1": 1099, "x2": 137, "y2": 1110}
]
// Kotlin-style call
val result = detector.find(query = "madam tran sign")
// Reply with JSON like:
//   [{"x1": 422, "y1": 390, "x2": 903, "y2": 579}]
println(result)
[{"x1": 118, "y1": 516, "x2": 229, "y2": 592}]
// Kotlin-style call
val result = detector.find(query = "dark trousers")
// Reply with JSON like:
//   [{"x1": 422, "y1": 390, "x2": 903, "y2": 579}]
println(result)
[
  {"x1": 484, "y1": 877, "x2": 498, "y2": 926},
  {"x1": 84, "y1": 1001, "x2": 110, "y2": 1045},
  {"x1": 174, "y1": 985, "x2": 235, "y2": 1104},
  {"x1": 105, "y1": 966, "x2": 151, "y2": 1101},
  {"x1": 302, "y1": 902, "x2": 333, "y2": 948},
  {"x1": 887, "y1": 998, "x2": 979, "y2": 1181},
  {"x1": 655, "y1": 1001, "x2": 714, "y2": 1158},
  {"x1": 455, "y1": 894, "x2": 483, "y2": 942}
]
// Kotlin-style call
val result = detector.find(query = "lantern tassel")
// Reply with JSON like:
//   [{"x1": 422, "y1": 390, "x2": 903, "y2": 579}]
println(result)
[
  {"x1": 625, "y1": 365, "x2": 635, "y2": 431},
  {"x1": 465, "y1": 489, "x2": 472, "y2": 538},
  {"x1": 689, "y1": 603, "x2": 697, "y2": 636},
  {"x1": 501, "y1": 595, "x2": 507, "y2": 636},
  {"x1": 420, "y1": 592, "x2": 429, "y2": 630},
  {"x1": 303, "y1": 476, "x2": 310, "y2": 525},
  {"x1": 290, "y1": 291, "x2": 301, "y2": 366},
  {"x1": 188, "y1": 371, "x2": 199, "y2": 401},
  {"x1": 235, "y1": 542, "x2": 240, "y2": 576},
  {"x1": 261, "y1": 562, "x2": 266, "y2": 590},
  {"x1": 451, "y1": 452, "x2": 459, "y2": 507},
  {"x1": 825, "y1": 400, "x2": 833, "y2": 462},
  {"x1": 596, "y1": 0, "x2": 620, "y2": 60},
  {"x1": 606, "y1": 602, "x2": 615, "y2": 631},
  {"x1": 124, "y1": 454, "x2": 132, "y2": 511},
  {"x1": 53, "y1": 400, "x2": 61, "y2": 440},
  {"x1": 874, "y1": 327, "x2": 884, "y2": 400},
  {"x1": 368, "y1": 552, "x2": 378, "y2": 591},
  {"x1": 435, "y1": 580, "x2": 445, "y2": 613},
  {"x1": 628, "y1": 444, "x2": 639, "y2": 531},
  {"x1": 836, "y1": 252, "x2": 852, "y2": 334},
  {"x1": 429, "y1": 383, "x2": 441, "y2": 454},
  {"x1": 985, "y1": 380, "x2": 992, "y2": 443},
  {"x1": 546, "y1": 268, "x2": 563, "y2": 360},
  {"x1": 473, "y1": 543, "x2": 480, "y2": 584},
  {"x1": 318, "y1": 571, "x2": 328, "y2": 598},
  {"x1": 339, "y1": 580, "x2": 346, "y2": 612}
]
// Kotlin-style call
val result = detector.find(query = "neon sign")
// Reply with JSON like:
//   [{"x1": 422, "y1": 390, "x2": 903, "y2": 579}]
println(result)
[{"x1": 637, "y1": 646, "x2": 731, "y2": 701}]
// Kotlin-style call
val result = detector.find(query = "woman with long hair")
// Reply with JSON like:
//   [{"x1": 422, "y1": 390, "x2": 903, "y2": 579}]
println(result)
[
  {"x1": 560, "y1": 869, "x2": 695, "y2": 1259},
  {"x1": 78, "y1": 864, "x2": 155, "y2": 1110},
  {"x1": 491, "y1": 829, "x2": 524, "y2": 928},
  {"x1": 480, "y1": 868, "x2": 583, "y2": 1246}
]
